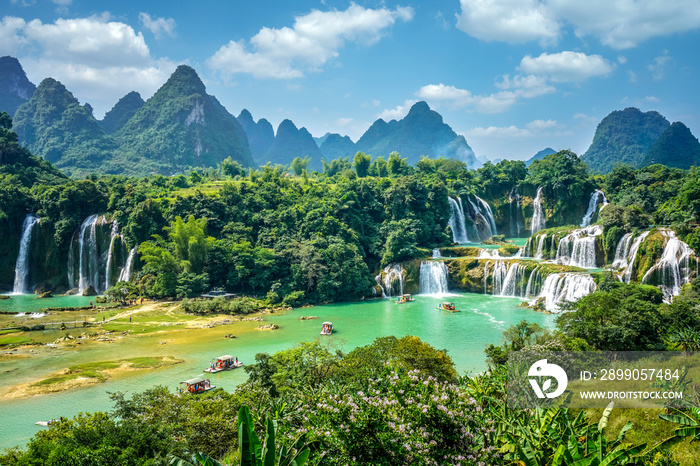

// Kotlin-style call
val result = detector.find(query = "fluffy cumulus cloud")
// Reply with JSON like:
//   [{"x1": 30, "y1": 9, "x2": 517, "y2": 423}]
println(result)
[
  {"x1": 518, "y1": 52, "x2": 613, "y2": 82},
  {"x1": 138, "y1": 13, "x2": 176, "y2": 39},
  {"x1": 377, "y1": 99, "x2": 418, "y2": 120},
  {"x1": 468, "y1": 119, "x2": 569, "y2": 139},
  {"x1": 416, "y1": 75, "x2": 554, "y2": 114},
  {"x1": 456, "y1": 0, "x2": 700, "y2": 49},
  {"x1": 208, "y1": 3, "x2": 414, "y2": 80},
  {"x1": 0, "y1": 14, "x2": 176, "y2": 117},
  {"x1": 456, "y1": 0, "x2": 560, "y2": 45}
]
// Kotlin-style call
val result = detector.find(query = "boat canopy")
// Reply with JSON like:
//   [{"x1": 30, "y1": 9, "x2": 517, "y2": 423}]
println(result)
[
  {"x1": 322, "y1": 322, "x2": 332, "y2": 325},
  {"x1": 183, "y1": 377, "x2": 205, "y2": 385},
  {"x1": 216, "y1": 355, "x2": 234, "y2": 361}
]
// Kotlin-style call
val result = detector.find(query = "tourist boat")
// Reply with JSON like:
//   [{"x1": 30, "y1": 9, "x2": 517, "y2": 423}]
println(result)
[
  {"x1": 437, "y1": 302, "x2": 459, "y2": 312},
  {"x1": 204, "y1": 355, "x2": 243, "y2": 373},
  {"x1": 395, "y1": 294, "x2": 414, "y2": 304},
  {"x1": 320, "y1": 321, "x2": 333, "y2": 335},
  {"x1": 179, "y1": 377, "x2": 215, "y2": 394}
]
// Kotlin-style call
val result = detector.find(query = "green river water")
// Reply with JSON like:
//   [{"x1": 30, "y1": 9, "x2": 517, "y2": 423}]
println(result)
[{"x1": 0, "y1": 291, "x2": 555, "y2": 451}]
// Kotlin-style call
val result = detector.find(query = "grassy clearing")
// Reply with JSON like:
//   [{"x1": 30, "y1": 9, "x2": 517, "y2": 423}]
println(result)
[
  {"x1": 0, "y1": 336, "x2": 32, "y2": 347},
  {"x1": 102, "y1": 322, "x2": 187, "y2": 334},
  {"x1": 0, "y1": 329, "x2": 21, "y2": 336},
  {"x1": 29, "y1": 356, "x2": 183, "y2": 391}
]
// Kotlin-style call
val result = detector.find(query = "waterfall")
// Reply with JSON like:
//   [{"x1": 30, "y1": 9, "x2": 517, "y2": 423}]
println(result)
[
  {"x1": 448, "y1": 197, "x2": 469, "y2": 243},
  {"x1": 642, "y1": 229, "x2": 694, "y2": 300},
  {"x1": 483, "y1": 261, "x2": 490, "y2": 294},
  {"x1": 509, "y1": 186, "x2": 522, "y2": 237},
  {"x1": 419, "y1": 261, "x2": 449, "y2": 295},
  {"x1": 620, "y1": 231, "x2": 650, "y2": 283},
  {"x1": 554, "y1": 225, "x2": 602, "y2": 268},
  {"x1": 535, "y1": 234, "x2": 547, "y2": 259},
  {"x1": 474, "y1": 195, "x2": 498, "y2": 238},
  {"x1": 375, "y1": 263, "x2": 404, "y2": 297},
  {"x1": 538, "y1": 273, "x2": 597, "y2": 312},
  {"x1": 12, "y1": 214, "x2": 40, "y2": 294},
  {"x1": 77, "y1": 214, "x2": 99, "y2": 294},
  {"x1": 118, "y1": 247, "x2": 137, "y2": 283},
  {"x1": 479, "y1": 248, "x2": 501, "y2": 259},
  {"x1": 499, "y1": 262, "x2": 526, "y2": 297},
  {"x1": 612, "y1": 233, "x2": 634, "y2": 269},
  {"x1": 531, "y1": 187, "x2": 546, "y2": 234},
  {"x1": 580, "y1": 190, "x2": 608, "y2": 227},
  {"x1": 104, "y1": 221, "x2": 120, "y2": 291},
  {"x1": 525, "y1": 266, "x2": 543, "y2": 297},
  {"x1": 465, "y1": 195, "x2": 497, "y2": 240},
  {"x1": 432, "y1": 248, "x2": 442, "y2": 258},
  {"x1": 490, "y1": 261, "x2": 509, "y2": 295}
]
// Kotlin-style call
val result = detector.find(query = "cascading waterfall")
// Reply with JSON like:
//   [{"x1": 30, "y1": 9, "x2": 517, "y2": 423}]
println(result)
[
  {"x1": 77, "y1": 215, "x2": 99, "y2": 294},
  {"x1": 535, "y1": 234, "x2": 547, "y2": 259},
  {"x1": 419, "y1": 261, "x2": 449, "y2": 295},
  {"x1": 118, "y1": 247, "x2": 137, "y2": 283},
  {"x1": 448, "y1": 197, "x2": 469, "y2": 243},
  {"x1": 555, "y1": 225, "x2": 602, "y2": 268},
  {"x1": 509, "y1": 186, "x2": 523, "y2": 237},
  {"x1": 490, "y1": 261, "x2": 509, "y2": 295},
  {"x1": 375, "y1": 263, "x2": 404, "y2": 297},
  {"x1": 538, "y1": 273, "x2": 597, "y2": 312},
  {"x1": 619, "y1": 231, "x2": 650, "y2": 283},
  {"x1": 531, "y1": 187, "x2": 546, "y2": 234},
  {"x1": 642, "y1": 229, "x2": 694, "y2": 300},
  {"x1": 525, "y1": 266, "x2": 543, "y2": 297},
  {"x1": 432, "y1": 248, "x2": 442, "y2": 258},
  {"x1": 498, "y1": 262, "x2": 527, "y2": 297},
  {"x1": 479, "y1": 249, "x2": 501, "y2": 259},
  {"x1": 612, "y1": 233, "x2": 634, "y2": 269},
  {"x1": 474, "y1": 195, "x2": 498, "y2": 238},
  {"x1": 580, "y1": 190, "x2": 608, "y2": 227},
  {"x1": 104, "y1": 221, "x2": 120, "y2": 291},
  {"x1": 12, "y1": 214, "x2": 40, "y2": 294}
]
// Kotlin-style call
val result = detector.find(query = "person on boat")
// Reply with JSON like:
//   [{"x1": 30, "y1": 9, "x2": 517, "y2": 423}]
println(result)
[{"x1": 235, "y1": 357, "x2": 238, "y2": 364}]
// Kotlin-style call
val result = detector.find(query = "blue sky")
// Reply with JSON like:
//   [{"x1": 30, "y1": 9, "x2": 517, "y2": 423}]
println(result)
[{"x1": 3, "y1": 0, "x2": 700, "y2": 161}]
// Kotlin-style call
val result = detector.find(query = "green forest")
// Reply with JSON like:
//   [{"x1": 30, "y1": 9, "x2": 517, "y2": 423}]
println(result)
[{"x1": 2, "y1": 109, "x2": 700, "y2": 465}]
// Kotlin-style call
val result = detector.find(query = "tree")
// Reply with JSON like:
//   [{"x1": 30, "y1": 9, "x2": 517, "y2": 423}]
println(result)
[
  {"x1": 290, "y1": 156, "x2": 310, "y2": 176},
  {"x1": 352, "y1": 151, "x2": 371, "y2": 178}
]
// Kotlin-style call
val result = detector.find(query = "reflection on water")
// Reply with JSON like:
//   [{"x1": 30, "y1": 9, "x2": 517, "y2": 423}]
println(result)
[{"x1": 0, "y1": 293, "x2": 554, "y2": 450}]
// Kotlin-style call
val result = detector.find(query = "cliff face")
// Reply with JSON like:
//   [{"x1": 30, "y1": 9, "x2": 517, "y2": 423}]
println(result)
[{"x1": 0, "y1": 56, "x2": 36, "y2": 117}]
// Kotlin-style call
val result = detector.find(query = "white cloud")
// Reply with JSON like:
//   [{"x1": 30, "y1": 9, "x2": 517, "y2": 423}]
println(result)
[
  {"x1": 627, "y1": 70, "x2": 637, "y2": 82},
  {"x1": 455, "y1": 0, "x2": 700, "y2": 49},
  {"x1": 416, "y1": 76, "x2": 554, "y2": 114},
  {"x1": 468, "y1": 119, "x2": 568, "y2": 139},
  {"x1": 617, "y1": 55, "x2": 627, "y2": 64},
  {"x1": 377, "y1": 99, "x2": 417, "y2": 120},
  {"x1": 456, "y1": 0, "x2": 559, "y2": 45},
  {"x1": 519, "y1": 52, "x2": 613, "y2": 82},
  {"x1": 468, "y1": 125, "x2": 531, "y2": 138},
  {"x1": 648, "y1": 50, "x2": 672, "y2": 81},
  {"x1": 1, "y1": 15, "x2": 176, "y2": 117},
  {"x1": 573, "y1": 113, "x2": 599, "y2": 125},
  {"x1": 526, "y1": 119, "x2": 558, "y2": 130},
  {"x1": 208, "y1": 3, "x2": 414, "y2": 80},
  {"x1": 645, "y1": 96, "x2": 660, "y2": 103},
  {"x1": 0, "y1": 16, "x2": 27, "y2": 54},
  {"x1": 138, "y1": 13, "x2": 176, "y2": 39}
]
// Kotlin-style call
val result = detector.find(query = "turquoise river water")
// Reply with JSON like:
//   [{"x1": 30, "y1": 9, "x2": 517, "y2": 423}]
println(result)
[{"x1": 0, "y1": 292, "x2": 555, "y2": 451}]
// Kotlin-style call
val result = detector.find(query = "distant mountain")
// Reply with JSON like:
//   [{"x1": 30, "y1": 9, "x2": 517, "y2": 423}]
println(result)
[
  {"x1": 643, "y1": 121, "x2": 700, "y2": 169},
  {"x1": 237, "y1": 109, "x2": 274, "y2": 165},
  {"x1": 526, "y1": 147, "x2": 556, "y2": 166},
  {"x1": 114, "y1": 65, "x2": 254, "y2": 174},
  {"x1": 12, "y1": 77, "x2": 116, "y2": 174},
  {"x1": 265, "y1": 119, "x2": 323, "y2": 170},
  {"x1": 100, "y1": 91, "x2": 144, "y2": 134},
  {"x1": 582, "y1": 107, "x2": 670, "y2": 173},
  {"x1": 314, "y1": 132, "x2": 331, "y2": 147},
  {"x1": 0, "y1": 56, "x2": 36, "y2": 117},
  {"x1": 320, "y1": 133, "x2": 357, "y2": 160},
  {"x1": 355, "y1": 101, "x2": 480, "y2": 169}
]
